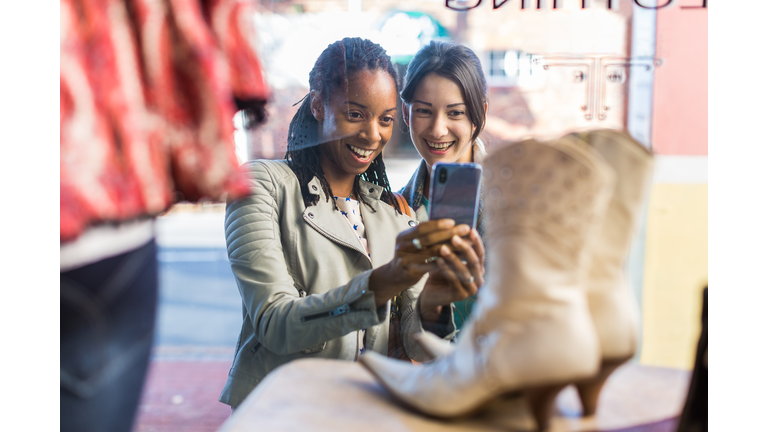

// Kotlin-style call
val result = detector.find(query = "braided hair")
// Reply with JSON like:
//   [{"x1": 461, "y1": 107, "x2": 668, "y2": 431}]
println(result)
[{"x1": 286, "y1": 37, "x2": 401, "y2": 213}]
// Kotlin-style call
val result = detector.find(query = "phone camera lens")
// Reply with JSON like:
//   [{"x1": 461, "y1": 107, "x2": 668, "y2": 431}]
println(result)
[{"x1": 439, "y1": 168, "x2": 447, "y2": 183}]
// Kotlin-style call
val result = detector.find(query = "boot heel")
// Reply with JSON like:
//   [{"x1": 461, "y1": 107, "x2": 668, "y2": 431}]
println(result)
[
  {"x1": 575, "y1": 358, "x2": 628, "y2": 416},
  {"x1": 524, "y1": 384, "x2": 567, "y2": 432}
]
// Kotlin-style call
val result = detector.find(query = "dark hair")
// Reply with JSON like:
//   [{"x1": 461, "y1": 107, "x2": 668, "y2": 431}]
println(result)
[
  {"x1": 286, "y1": 37, "x2": 400, "y2": 212},
  {"x1": 401, "y1": 41, "x2": 487, "y2": 144}
]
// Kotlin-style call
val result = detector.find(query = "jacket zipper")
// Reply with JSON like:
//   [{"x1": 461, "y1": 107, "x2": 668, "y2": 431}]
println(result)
[
  {"x1": 301, "y1": 304, "x2": 351, "y2": 322},
  {"x1": 250, "y1": 342, "x2": 262, "y2": 355}
]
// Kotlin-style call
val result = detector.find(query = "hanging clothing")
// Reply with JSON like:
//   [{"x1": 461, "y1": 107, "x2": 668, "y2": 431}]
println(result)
[
  {"x1": 60, "y1": 2, "x2": 271, "y2": 429},
  {"x1": 60, "y1": 0, "x2": 269, "y2": 242}
]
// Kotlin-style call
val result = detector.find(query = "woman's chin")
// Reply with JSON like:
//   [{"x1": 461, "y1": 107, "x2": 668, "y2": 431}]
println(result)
[
  {"x1": 423, "y1": 151, "x2": 455, "y2": 168},
  {"x1": 342, "y1": 161, "x2": 373, "y2": 177}
]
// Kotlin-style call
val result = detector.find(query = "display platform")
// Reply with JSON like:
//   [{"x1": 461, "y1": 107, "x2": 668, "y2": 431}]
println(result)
[{"x1": 218, "y1": 358, "x2": 691, "y2": 432}]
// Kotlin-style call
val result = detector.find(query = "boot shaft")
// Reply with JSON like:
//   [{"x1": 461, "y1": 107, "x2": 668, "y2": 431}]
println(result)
[
  {"x1": 563, "y1": 130, "x2": 653, "y2": 360},
  {"x1": 565, "y1": 130, "x2": 654, "y2": 280},
  {"x1": 481, "y1": 138, "x2": 615, "y2": 305}
]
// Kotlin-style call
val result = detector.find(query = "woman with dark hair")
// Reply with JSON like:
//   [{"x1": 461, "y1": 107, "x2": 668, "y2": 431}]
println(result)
[
  {"x1": 398, "y1": 41, "x2": 490, "y2": 330},
  {"x1": 219, "y1": 37, "x2": 485, "y2": 409}
]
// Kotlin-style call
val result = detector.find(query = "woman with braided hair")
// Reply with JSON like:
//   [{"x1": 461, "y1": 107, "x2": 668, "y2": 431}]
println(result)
[{"x1": 219, "y1": 37, "x2": 485, "y2": 409}]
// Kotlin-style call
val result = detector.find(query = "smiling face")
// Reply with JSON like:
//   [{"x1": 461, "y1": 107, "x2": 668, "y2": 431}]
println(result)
[
  {"x1": 405, "y1": 73, "x2": 477, "y2": 172},
  {"x1": 312, "y1": 69, "x2": 397, "y2": 180}
]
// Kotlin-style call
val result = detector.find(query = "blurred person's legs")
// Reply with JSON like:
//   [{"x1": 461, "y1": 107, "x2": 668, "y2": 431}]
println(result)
[{"x1": 60, "y1": 239, "x2": 158, "y2": 432}]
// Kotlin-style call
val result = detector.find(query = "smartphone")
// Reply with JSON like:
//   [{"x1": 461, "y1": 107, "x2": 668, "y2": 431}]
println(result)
[{"x1": 428, "y1": 162, "x2": 482, "y2": 229}]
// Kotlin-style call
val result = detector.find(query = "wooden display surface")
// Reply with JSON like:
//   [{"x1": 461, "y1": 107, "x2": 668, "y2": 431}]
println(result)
[{"x1": 219, "y1": 358, "x2": 690, "y2": 432}]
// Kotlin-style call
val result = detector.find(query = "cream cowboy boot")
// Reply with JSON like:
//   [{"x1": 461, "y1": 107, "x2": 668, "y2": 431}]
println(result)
[
  {"x1": 361, "y1": 138, "x2": 615, "y2": 431},
  {"x1": 415, "y1": 131, "x2": 654, "y2": 417},
  {"x1": 561, "y1": 130, "x2": 654, "y2": 416},
  {"x1": 413, "y1": 331, "x2": 454, "y2": 359}
]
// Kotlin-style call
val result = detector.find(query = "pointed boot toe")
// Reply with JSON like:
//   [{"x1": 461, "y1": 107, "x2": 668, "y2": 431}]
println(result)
[
  {"x1": 358, "y1": 351, "x2": 414, "y2": 395},
  {"x1": 414, "y1": 331, "x2": 455, "y2": 360},
  {"x1": 360, "y1": 340, "x2": 495, "y2": 418}
]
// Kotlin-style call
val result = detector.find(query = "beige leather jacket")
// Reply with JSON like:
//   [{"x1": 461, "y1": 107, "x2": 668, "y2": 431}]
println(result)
[{"x1": 220, "y1": 160, "x2": 446, "y2": 408}]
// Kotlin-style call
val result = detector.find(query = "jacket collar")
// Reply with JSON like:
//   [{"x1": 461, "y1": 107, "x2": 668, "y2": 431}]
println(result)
[
  {"x1": 356, "y1": 182, "x2": 400, "y2": 269},
  {"x1": 399, "y1": 159, "x2": 430, "y2": 211},
  {"x1": 302, "y1": 176, "x2": 391, "y2": 266},
  {"x1": 304, "y1": 176, "x2": 384, "y2": 201}
]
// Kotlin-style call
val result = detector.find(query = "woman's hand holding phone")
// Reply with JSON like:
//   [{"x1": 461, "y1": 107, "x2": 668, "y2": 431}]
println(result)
[
  {"x1": 368, "y1": 219, "x2": 472, "y2": 307},
  {"x1": 418, "y1": 226, "x2": 485, "y2": 323}
]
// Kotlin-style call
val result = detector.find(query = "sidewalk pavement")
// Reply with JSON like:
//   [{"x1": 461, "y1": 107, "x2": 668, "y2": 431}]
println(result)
[{"x1": 133, "y1": 347, "x2": 234, "y2": 432}]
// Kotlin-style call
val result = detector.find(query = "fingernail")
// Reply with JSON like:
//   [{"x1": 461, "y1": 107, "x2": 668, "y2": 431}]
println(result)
[
  {"x1": 441, "y1": 245, "x2": 450, "y2": 256},
  {"x1": 452, "y1": 235, "x2": 461, "y2": 245},
  {"x1": 458, "y1": 225, "x2": 470, "y2": 235}
]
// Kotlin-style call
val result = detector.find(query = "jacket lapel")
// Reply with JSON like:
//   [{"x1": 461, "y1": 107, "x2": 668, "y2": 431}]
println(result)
[
  {"x1": 359, "y1": 180, "x2": 416, "y2": 269},
  {"x1": 301, "y1": 176, "x2": 416, "y2": 268},
  {"x1": 302, "y1": 177, "x2": 370, "y2": 260},
  {"x1": 360, "y1": 198, "x2": 392, "y2": 269}
]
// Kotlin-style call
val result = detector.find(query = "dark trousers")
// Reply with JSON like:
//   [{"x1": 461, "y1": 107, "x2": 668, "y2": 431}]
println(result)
[{"x1": 60, "y1": 240, "x2": 158, "y2": 432}]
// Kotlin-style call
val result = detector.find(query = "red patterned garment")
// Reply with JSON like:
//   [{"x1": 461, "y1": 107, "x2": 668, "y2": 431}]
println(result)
[
  {"x1": 60, "y1": 0, "x2": 268, "y2": 242},
  {"x1": 204, "y1": 0, "x2": 270, "y2": 105}
]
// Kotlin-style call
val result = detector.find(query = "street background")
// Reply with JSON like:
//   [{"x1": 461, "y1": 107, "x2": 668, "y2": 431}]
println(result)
[{"x1": 131, "y1": 1, "x2": 708, "y2": 430}]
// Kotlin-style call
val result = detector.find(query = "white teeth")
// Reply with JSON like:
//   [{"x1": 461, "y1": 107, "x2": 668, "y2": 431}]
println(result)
[
  {"x1": 348, "y1": 144, "x2": 374, "y2": 159},
  {"x1": 426, "y1": 140, "x2": 454, "y2": 150}
]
